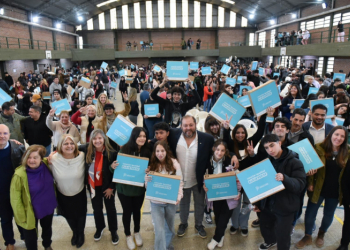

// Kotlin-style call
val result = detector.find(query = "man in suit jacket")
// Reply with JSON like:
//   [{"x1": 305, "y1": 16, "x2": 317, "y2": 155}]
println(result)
[
  {"x1": 302, "y1": 104, "x2": 334, "y2": 145},
  {"x1": 167, "y1": 115, "x2": 214, "y2": 239}
]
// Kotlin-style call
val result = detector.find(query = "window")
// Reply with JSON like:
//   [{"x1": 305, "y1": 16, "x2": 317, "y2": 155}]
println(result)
[
  {"x1": 98, "y1": 13, "x2": 105, "y2": 30},
  {"x1": 194, "y1": 1, "x2": 200, "y2": 28},
  {"x1": 249, "y1": 33, "x2": 255, "y2": 46},
  {"x1": 333, "y1": 13, "x2": 341, "y2": 26},
  {"x1": 241, "y1": 16, "x2": 248, "y2": 27},
  {"x1": 324, "y1": 16, "x2": 330, "y2": 27},
  {"x1": 317, "y1": 57, "x2": 324, "y2": 75},
  {"x1": 134, "y1": 3, "x2": 141, "y2": 29},
  {"x1": 76, "y1": 25, "x2": 82, "y2": 31},
  {"x1": 342, "y1": 12, "x2": 350, "y2": 24},
  {"x1": 87, "y1": 18, "x2": 93, "y2": 30},
  {"x1": 146, "y1": 1, "x2": 153, "y2": 28},
  {"x1": 327, "y1": 57, "x2": 334, "y2": 73},
  {"x1": 280, "y1": 56, "x2": 286, "y2": 67},
  {"x1": 170, "y1": 0, "x2": 176, "y2": 28},
  {"x1": 110, "y1": 8, "x2": 117, "y2": 29},
  {"x1": 206, "y1": 3, "x2": 212, "y2": 28},
  {"x1": 79, "y1": 36, "x2": 83, "y2": 49},
  {"x1": 158, "y1": 0, "x2": 165, "y2": 28},
  {"x1": 270, "y1": 29, "x2": 275, "y2": 48},
  {"x1": 315, "y1": 18, "x2": 324, "y2": 29},
  {"x1": 122, "y1": 5, "x2": 129, "y2": 29},
  {"x1": 306, "y1": 20, "x2": 314, "y2": 30},
  {"x1": 296, "y1": 57, "x2": 301, "y2": 68},
  {"x1": 269, "y1": 56, "x2": 273, "y2": 66},
  {"x1": 182, "y1": 0, "x2": 188, "y2": 28},
  {"x1": 300, "y1": 22, "x2": 306, "y2": 31},
  {"x1": 230, "y1": 11, "x2": 236, "y2": 27},
  {"x1": 218, "y1": 7, "x2": 225, "y2": 27},
  {"x1": 258, "y1": 31, "x2": 266, "y2": 48}
]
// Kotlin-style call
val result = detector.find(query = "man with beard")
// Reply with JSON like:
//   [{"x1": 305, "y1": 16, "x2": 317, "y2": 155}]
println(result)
[
  {"x1": 302, "y1": 104, "x2": 334, "y2": 145},
  {"x1": 288, "y1": 109, "x2": 314, "y2": 144},
  {"x1": 167, "y1": 115, "x2": 214, "y2": 238}
]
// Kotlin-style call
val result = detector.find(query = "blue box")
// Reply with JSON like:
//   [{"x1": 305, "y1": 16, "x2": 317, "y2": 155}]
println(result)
[
  {"x1": 0, "y1": 88, "x2": 12, "y2": 106},
  {"x1": 239, "y1": 85, "x2": 252, "y2": 96},
  {"x1": 204, "y1": 173, "x2": 238, "y2": 202},
  {"x1": 144, "y1": 104, "x2": 159, "y2": 117},
  {"x1": 166, "y1": 61, "x2": 188, "y2": 80},
  {"x1": 131, "y1": 64, "x2": 135, "y2": 69},
  {"x1": 209, "y1": 93, "x2": 246, "y2": 129},
  {"x1": 310, "y1": 98, "x2": 334, "y2": 118},
  {"x1": 51, "y1": 99, "x2": 72, "y2": 115},
  {"x1": 266, "y1": 116, "x2": 274, "y2": 123},
  {"x1": 153, "y1": 65, "x2": 161, "y2": 72},
  {"x1": 201, "y1": 66, "x2": 211, "y2": 76},
  {"x1": 273, "y1": 73, "x2": 280, "y2": 77},
  {"x1": 237, "y1": 159, "x2": 285, "y2": 203},
  {"x1": 259, "y1": 67, "x2": 265, "y2": 76},
  {"x1": 145, "y1": 172, "x2": 181, "y2": 204},
  {"x1": 288, "y1": 138, "x2": 324, "y2": 173},
  {"x1": 248, "y1": 80, "x2": 281, "y2": 116},
  {"x1": 226, "y1": 77, "x2": 236, "y2": 86},
  {"x1": 79, "y1": 77, "x2": 91, "y2": 89},
  {"x1": 107, "y1": 115, "x2": 136, "y2": 146},
  {"x1": 101, "y1": 61, "x2": 108, "y2": 70},
  {"x1": 112, "y1": 153, "x2": 149, "y2": 187},
  {"x1": 237, "y1": 76, "x2": 243, "y2": 84},
  {"x1": 308, "y1": 87, "x2": 318, "y2": 96},
  {"x1": 111, "y1": 81, "x2": 117, "y2": 89},
  {"x1": 293, "y1": 99, "x2": 305, "y2": 109},
  {"x1": 221, "y1": 64, "x2": 231, "y2": 75},
  {"x1": 251, "y1": 61, "x2": 258, "y2": 70},
  {"x1": 119, "y1": 69, "x2": 126, "y2": 76},
  {"x1": 190, "y1": 62, "x2": 199, "y2": 70},
  {"x1": 335, "y1": 117, "x2": 345, "y2": 126},
  {"x1": 237, "y1": 95, "x2": 251, "y2": 108},
  {"x1": 333, "y1": 73, "x2": 346, "y2": 82}
]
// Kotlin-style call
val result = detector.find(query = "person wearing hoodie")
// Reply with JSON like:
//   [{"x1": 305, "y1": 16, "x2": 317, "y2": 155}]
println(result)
[
  {"x1": 254, "y1": 134, "x2": 306, "y2": 250},
  {"x1": 4, "y1": 72, "x2": 14, "y2": 88},
  {"x1": 323, "y1": 73, "x2": 332, "y2": 87}
]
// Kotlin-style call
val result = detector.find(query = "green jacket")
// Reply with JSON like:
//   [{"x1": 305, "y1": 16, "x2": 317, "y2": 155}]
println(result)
[
  {"x1": 10, "y1": 159, "x2": 50, "y2": 230},
  {"x1": 308, "y1": 143, "x2": 349, "y2": 204},
  {"x1": 0, "y1": 113, "x2": 27, "y2": 143}
]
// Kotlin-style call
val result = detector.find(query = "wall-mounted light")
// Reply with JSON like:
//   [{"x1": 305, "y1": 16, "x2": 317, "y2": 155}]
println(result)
[
  {"x1": 0, "y1": 8, "x2": 4, "y2": 15},
  {"x1": 322, "y1": 3, "x2": 327, "y2": 9},
  {"x1": 292, "y1": 14, "x2": 297, "y2": 18},
  {"x1": 249, "y1": 14, "x2": 255, "y2": 19},
  {"x1": 56, "y1": 23, "x2": 62, "y2": 29},
  {"x1": 32, "y1": 16, "x2": 39, "y2": 22},
  {"x1": 270, "y1": 19, "x2": 275, "y2": 25},
  {"x1": 78, "y1": 16, "x2": 83, "y2": 21}
]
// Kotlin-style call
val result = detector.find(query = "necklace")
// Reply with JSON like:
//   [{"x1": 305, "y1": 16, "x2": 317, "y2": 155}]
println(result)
[{"x1": 332, "y1": 151, "x2": 338, "y2": 161}]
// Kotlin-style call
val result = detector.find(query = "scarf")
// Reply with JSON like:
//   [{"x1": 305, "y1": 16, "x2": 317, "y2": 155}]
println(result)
[
  {"x1": 106, "y1": 113, "x2": 117, "y2": 129},
  {"x1": 88, "y1": 149, "x2": 104, "y2": 199},
  {"x1": 60, "y1": 121, "x2": 72, "y2": 134}
]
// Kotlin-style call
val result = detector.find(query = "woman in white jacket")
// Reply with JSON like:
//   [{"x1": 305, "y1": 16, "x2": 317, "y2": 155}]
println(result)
[{"x1": 145, "y1": 140, "x2": 183, "y2": 250}]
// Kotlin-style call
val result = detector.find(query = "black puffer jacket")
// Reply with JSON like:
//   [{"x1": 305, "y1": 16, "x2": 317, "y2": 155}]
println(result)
[
  {"x1": 257, "y1": 148, "x2": 306, "y2": 215},
  {"x1": 10, "y1": 141, "x2": 25, "y2": 170}
]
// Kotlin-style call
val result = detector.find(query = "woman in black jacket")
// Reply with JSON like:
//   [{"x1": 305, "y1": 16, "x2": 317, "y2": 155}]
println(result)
[
  {"x1": 78, "y1": 129, "x2": 119, "y2": 245},
  {"x1": 119, "y1": 76, "x2": 127, "y2": 102}
]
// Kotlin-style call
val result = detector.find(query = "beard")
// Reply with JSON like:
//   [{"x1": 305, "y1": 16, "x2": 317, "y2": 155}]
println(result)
[{"x1": 183, "y1": 129, "x2": 195, "y2": 138}]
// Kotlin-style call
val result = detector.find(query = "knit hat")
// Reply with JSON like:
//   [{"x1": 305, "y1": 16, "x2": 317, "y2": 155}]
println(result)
[
  {"x1": 104, "y1": 103, "x2": 115, "y2": 110},
  {"x1": 31, "y1": 94, "x2": 41, "y2": 102}
]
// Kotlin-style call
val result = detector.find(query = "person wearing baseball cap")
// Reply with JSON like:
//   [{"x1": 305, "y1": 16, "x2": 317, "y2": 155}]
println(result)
[{"x1": 31, "y1": 94, "x2": 50, "y2": 117}]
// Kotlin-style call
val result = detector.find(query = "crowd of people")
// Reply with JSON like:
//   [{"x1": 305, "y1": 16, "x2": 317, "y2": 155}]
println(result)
[{"x1": 0, "y1": 59, "x2": 349, "y2": 250}]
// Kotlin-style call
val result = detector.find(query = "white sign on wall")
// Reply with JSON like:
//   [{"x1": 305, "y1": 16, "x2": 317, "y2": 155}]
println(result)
[
  {"x1": 45, "y1": 50, "x2": 52, "y2": 59},
  {"x1": 280, "y1": 47, "x2": 286, "y2": 56}
]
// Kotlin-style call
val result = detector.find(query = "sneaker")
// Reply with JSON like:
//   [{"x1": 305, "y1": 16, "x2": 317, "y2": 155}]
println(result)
[
  {"x1": 229, "y1": 226, "x2": 238, "y2": 235},
  {"x1": 195, "y1": 225, "x2": 207, "y2": 238},
  {"x1": 94, "y1": 228, "x2": 105, "y2": 241},
  {"x1": 126, "y1": 235, "x2": 136, "y2": 250},
  {"x1": 241, "y1": 229, "x2": 248, "y2": 237},
  {"x1": 217, "y1": 236, "x2": 224, "y2": 248},
  {"x1": 251, "y1": 218, "x2": 260, "y2": 228},
  {"x1": 205, "y1": 213, "x2": 213, "y2": 224},
  {"x1": 134, "y1": 232, "x2": 143, "y2": 247},
  {"x1": 296, "y1": 235, "x2": 312, "y2": 249},
  {"x1": 177, "y1": 223, "x2": 188, "y2": 237},
  {"x1": 207, "y1": 238, "x2": 218, "y2": 250},
  {"x1": 111, "y1": 232, "x2": 119, "y2": 245},
  {"x1": 76, "y1": 234, "x2": 85, "y2": 248},
  {"x1": 259, "y1": 242, "x2": 277, "y2": 250}
]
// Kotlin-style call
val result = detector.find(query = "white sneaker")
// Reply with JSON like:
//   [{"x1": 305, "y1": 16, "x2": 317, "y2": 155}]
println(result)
[
  {"x1": 126, "y1": 236, "x2": 135, "y2": 250},
  {"x1": 207, "y1": 238, "x2": 218, "y2": 250},
  {"x1": 134, "y1": 232, "x2": 143, "y2": 247},
  {"x1": 218, "y1": 236, "x2": 224, "y2": 248}
]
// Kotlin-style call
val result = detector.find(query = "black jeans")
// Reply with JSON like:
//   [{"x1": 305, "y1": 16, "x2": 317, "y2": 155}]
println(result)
[
  {"x1": 341, "y1": 203, "x2": 350, "y2": 246},
  {"x1": 91, "y1": 186, "x2": 118, "y2": 233},
  {"x1": 260, "y1": 208, "x2": 294, "y2": 250},
  {"x1": 0, "y1": 198, "x2": 23, "y2": 246},
  {"x1": 66, "y1": 217, "x2": 86, "y2": 236},
  {"x1": 212, "y1": 200, "x2": 234, "y2": 242},
  {"x1": 23, "y1": 213, "x2": 54, "y2": 250},
  {"x1": 117, "y1": 192, "x2": 145, "y2": 236}
]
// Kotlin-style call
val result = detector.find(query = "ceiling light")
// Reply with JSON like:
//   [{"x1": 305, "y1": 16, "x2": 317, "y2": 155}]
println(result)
[
  {"x1": 56, "y1": 23, "x2": 61, "y2": 28},
  {"x1": 292, "y1": 14, "x2": 296, "y2": 18},
  {"x1": 0, "y1": 8, "x2": 4, "y2": 15},
  {"x1": 221, "y1": 0, "x2": 235, "y2": 5},
  {"x1": 32, "y1": 16, "x2": 39, "y2": 22},
  {"x1": 322, "y1": 3, "x2": 327, "y2": 8},
  {"x1": 96, "y1": 0, "x2": 118, "y2": 7},
  {"x1": 78, "y1": 16, "x2": 83, "y2": 21},
  {"x1": 270, "y1": 19, "x2": 275, "y2": 24},
  {"x1": 249, "y1": 14, "x2": 255, "y2": 19}
]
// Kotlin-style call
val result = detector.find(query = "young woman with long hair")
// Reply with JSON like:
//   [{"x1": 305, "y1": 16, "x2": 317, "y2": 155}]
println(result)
[
  {"x1": 96, "y1": 93, "x2": 111, "y2": 117},
  {"x1": 128, "y1": 88, "x2": 139, "y2": 125},
  {"x1": 297, "y1": 126, "x2": 350, "y2": 249},
  {"x1": 280, "y1": 84, "x2": 303, "y2": 120},
  {"x1": 145, "y1": 140, "x2": 183, "y2": 250},
  {"x1": 111, "y1": 127, "x2": 151, "y2": 250}
]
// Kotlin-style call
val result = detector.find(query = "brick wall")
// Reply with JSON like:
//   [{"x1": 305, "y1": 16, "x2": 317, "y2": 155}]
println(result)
[
  {"x1": 150, "y1": 30, "x2": 182, "y2": 50},
  {"x1": 2, "y1": 4, "x2": 27, "y2": 20},
  {"x1": 0, "y1": 19, "x2": 31, "y2": 49},
  {"x1": 218, "y1": 29, "x2": 246, "y2": 46},
  {"x1": 5, "y1": 60, "x2": 34, "y2": 79},
  {"x1": 258, "y1": 21, "x2": 270, "y2": 30},
  {"x1": 333, "y1": 57, "x2": 350, "y2": 74},
  {"x1": 87, "y1": 31, "x2": 115, "y2": 49},
  {"x1": 335, "y1": 0, "x2": 349, "y2": 8},
  {"x1": 301, "y1": 4, "x2": 328, "y2": 18},
  {"x1": 32, "y1": 27, "x2": 54, "y2": 49},
  {"x1": 183, "y1": 30, "x2": 216, "y2": 49},
  {"x1": 278, "y1": 15, "x2": 294, "y2": 25},
  {"x1": 56, "y1": 33, "x2": 76, "y2": 48},
  {"x1": 117, "y1": 31, "x2": 150, "y2": 51}
]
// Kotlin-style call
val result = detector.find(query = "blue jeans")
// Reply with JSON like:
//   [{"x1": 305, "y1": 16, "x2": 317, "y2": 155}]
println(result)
[
  {"x1": 231, "y1": 191, "x2": 251, "y2": 230},
  {"x1": 144, "y1": 118, "x2": 162, "y2": 139},
  {"x1": 151, "y1": 202, "x2": 176, "y2": 250},
  {"x1": 297, "y1": 38, "x2": 302, "y2": 45},
  {"x1": 203, "y1": 99, "x2": 212, "y2": 112},
  {"x1": 304, "y1": 196, "x2": 339, "y2": 235},
  {"x1": 45, "y1": 144, "x2": 51, "y2": 157}
]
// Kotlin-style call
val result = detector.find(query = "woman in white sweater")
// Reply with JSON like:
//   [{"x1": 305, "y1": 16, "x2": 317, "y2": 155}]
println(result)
[
  {"x1": 145, "y1": 140, "x2": 183, "y2": 250},
  {"x1": 46, "y1": 109, "x2": 80, "y2": 149},
  {"x1": 49, "y1": 134, "x2": 86, "y2": 248}
]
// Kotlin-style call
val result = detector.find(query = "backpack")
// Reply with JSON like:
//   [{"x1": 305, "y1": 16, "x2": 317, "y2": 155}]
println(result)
[{"x1": 170, "y1": 101, "x2": 183, "y2": 128}]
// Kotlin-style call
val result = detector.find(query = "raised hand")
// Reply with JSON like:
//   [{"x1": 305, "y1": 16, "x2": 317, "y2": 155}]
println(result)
[
  {"x1": 49, "y1": 108, "x2": 56, "y2": 117},
  {"x1": 222, "y1": 114, "x2": 233, "y2": 130},
  {"x1": 247, "y1": 140, "x2": 255, "y2": 157}
]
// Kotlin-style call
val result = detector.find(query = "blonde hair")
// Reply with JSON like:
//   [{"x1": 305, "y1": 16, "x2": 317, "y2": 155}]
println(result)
[
  {"x1": 129, "y1": 88, "x2": 137, "y2": 102},
  {"x1": 21, "y1": 145, "x2": 46, "y2": 167},
  {"x1": 59, "y1": 110, "x2": 70, "y2": 118},
  {"x1": 41, "y1": 79, "x2": 48, "y2": 86},
  {"x1": 96, "y1": 93, "x2": 110, "y2": 116},
  {"x1": 56, "y1": 134, "x2": 79, "y2": 157},
  {"x1": 86, "y1": 129, "x2": 115, "y2": 164}
]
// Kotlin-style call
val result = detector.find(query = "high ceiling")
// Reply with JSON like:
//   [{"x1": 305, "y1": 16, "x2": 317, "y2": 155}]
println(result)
[{"x1": 0, "y1": 0, "x2": 314, "y2": 26}]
